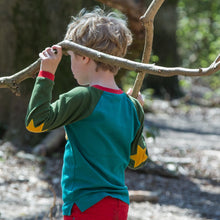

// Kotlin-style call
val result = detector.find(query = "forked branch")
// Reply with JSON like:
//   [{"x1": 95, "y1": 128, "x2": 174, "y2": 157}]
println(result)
[
  {"x1": 1, "y1": 40, "x2": 220, "y2": 96},
  {"x1": 0, "y1": 0, "x2": 220, "y2": 96}
]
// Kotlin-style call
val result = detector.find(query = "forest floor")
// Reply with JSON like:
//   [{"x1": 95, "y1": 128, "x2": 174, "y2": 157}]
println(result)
[{"x1": 0, "y1": 89, "x2": 220, "y2": 220}]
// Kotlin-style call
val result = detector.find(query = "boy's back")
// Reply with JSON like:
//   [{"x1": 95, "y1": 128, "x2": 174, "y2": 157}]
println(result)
[{"x1": 62, "y1": 86, "x2": 143, "y2": 213}]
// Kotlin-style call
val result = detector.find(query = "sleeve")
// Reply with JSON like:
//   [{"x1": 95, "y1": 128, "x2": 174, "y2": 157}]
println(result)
[
  {"x1": 128, "y1": 97, "x2": 148, "y2": 169},
  {"x1": 25, "y1": 76, "x2": 92, "y2": 133}
]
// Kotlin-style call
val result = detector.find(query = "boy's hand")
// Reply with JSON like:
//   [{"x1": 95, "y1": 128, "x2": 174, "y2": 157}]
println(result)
[
  {"x1": 39, "y1": 45, "x2": 62, "y2": 75},
  {"x1": 127, "y1": 88, "x2": 145, "y2": 107}
]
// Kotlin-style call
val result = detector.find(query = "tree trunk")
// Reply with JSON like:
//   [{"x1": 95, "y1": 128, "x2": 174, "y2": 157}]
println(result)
[
  {"x1": 144, "y1": 0, "x2": 183, "y2": 99},
  {"x1": 97, "y1": 0, "x2": 182, "y2": 99}
]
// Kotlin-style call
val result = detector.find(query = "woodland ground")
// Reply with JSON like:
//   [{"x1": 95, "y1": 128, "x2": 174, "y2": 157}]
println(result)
[{"x1": 0, "y1": 87, "x2": 219, "y2": 220}]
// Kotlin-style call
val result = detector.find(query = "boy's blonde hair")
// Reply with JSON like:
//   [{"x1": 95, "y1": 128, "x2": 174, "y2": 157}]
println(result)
[{"x1": 64, "y1": 8, "x2": 132, "y2": 74}]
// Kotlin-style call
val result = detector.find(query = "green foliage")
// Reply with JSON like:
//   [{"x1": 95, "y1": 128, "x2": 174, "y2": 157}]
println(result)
[
  {"x1": 150, "y1": 54, "x2": 160, "y2": 64},
  {"x1": 121, "y1": 70, "x2": 137, "y2": 92},
  {"x1": 178, "y1": 78, "x2": 192, "y2": 90},
  {"x1": 177, "y1": 0, "x2": 220, "y2": 93},
  {"x1": 141, "y1": 88, "x2": 154, "y2": 110},
  {"x1": 142, "y1": 88, "x2": 154, "y2": 100}
]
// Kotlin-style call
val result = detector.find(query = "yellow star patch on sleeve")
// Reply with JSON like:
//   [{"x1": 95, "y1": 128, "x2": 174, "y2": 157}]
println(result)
[
  {"x1": 130, "y1": 145, "x2": 148, "y2": 168},
  {"x1": 26, "y1": 119, "x2": 47, "y2": 133}
]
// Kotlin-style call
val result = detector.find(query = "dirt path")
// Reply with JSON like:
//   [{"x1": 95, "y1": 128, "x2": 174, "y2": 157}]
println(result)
[
  {"x1": 126, "y1": 102, "x2": 220, "y2": 220},
  {"x1": 0, "y1": 100, "x2": 219, "y2": 220}
]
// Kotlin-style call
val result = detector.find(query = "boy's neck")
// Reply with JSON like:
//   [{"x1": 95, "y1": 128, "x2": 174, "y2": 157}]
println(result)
[{"x1": 89, "y1": 69, "x2": 119, "y2": 90}]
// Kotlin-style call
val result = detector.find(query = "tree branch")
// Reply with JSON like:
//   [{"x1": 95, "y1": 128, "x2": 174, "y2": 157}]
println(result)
[
  {"x1": 0, "y1": 59, "x2": 41, "y2": 95},
  {"x1": 1, "y1": 0, "x2": 220, "y2": 96},
  {"x1": 131, "y1": 0, "x2": 165, "y2": 98},
  {"x1": 1, "y1": 40, "x2": 220, "y2": 96}
]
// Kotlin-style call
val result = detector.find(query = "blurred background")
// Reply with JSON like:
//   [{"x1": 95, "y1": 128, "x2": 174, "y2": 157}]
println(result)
[
  {"x1": 0, "y1": 0, "x2": 219, "y2": 146},
  {"x1": 0, "y1": 0, "x2": 219, "y2": 219}
]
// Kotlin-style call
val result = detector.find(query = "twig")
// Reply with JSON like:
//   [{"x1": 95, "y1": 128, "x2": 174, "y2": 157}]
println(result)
[{"x1": 48, "y1": 185, "x2": 57, "y2": 220}]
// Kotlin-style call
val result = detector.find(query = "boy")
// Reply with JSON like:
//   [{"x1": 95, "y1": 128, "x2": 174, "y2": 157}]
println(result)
[{"x1": 26, "y1": 8, "x2": 148, "y2": 220}]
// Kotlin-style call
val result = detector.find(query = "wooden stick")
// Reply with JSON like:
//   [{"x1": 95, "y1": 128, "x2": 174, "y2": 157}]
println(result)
[{"x1": 1, "y1": 39, "x2": 220, "y2": 96}]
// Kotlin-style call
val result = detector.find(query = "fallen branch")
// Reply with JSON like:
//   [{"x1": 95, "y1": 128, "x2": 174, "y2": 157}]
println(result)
[
  {"x1": 32, "y1": 127, "x2": 65, "y2": 156},
  {"x1": 129, "y1": 190, "x2": 159, "y2": 203},
  {"x1": 1, "y1": 40, "x2": 220, "y2": 96},
  {"x1": 137, "y1": 159, "x2": 179, "y2": 178}
]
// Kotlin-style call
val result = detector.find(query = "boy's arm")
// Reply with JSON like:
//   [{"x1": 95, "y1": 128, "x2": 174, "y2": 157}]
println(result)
[
  {"x1": 25, "y1": 74, "x2": 91, "y2": 133},
  {"x1": 128, "y1": 97, "x2": 148, "y2": 169},
  {"x1": 26, "y1": 45, "x2": 92, "y2": 133}
]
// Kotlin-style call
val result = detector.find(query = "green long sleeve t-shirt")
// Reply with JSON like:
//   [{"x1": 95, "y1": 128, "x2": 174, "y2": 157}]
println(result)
[{"x1": 25, "y1": 72, "x2": 148, "y2": 215}]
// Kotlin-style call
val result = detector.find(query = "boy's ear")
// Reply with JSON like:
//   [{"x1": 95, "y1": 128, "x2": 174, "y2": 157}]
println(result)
[{"x1": 82, "y1": 56, "x2": 90, "y2": 64}]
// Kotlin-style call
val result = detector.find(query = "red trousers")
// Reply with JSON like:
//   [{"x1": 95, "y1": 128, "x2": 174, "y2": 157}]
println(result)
[{"x1": 64, "y1": 196, "x2": 129, "y2": 220}]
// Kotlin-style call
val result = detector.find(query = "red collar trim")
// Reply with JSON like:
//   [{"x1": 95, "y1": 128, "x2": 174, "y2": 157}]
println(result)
[{"x1": 92, "y1": 85, "x2": 124, "y2": 94}]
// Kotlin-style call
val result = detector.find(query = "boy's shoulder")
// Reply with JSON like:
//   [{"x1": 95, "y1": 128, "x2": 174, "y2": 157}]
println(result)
[
  {"x1": 64, "y1": 86, "x2": 104, "y2": 106},
  {"x1": 67, "y1": 86, "x2": 102, "y2": 97},
  {"x1": 126, "y1": 95, "x2": 143, "y2": 110},
  {"x1": 69, "y1": 86, "x2": 92, "y2": 95},
  {"x1": 126, "y1": 95, "x2": 144, "y2": 120}
]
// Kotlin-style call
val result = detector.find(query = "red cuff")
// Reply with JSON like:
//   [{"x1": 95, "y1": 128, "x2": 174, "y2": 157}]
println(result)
[{"x1": 38, "y1": 71, "x2": 55, "y2": 81}]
